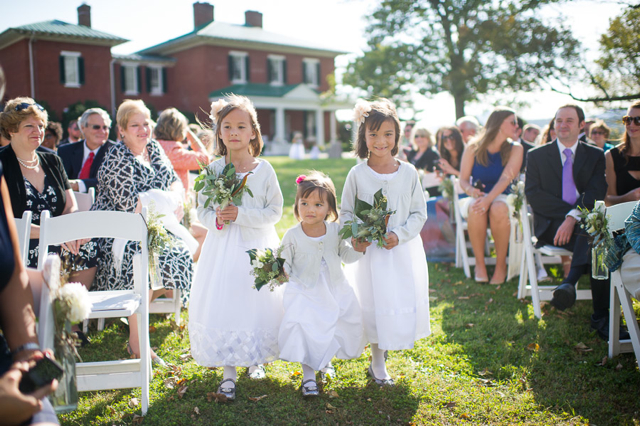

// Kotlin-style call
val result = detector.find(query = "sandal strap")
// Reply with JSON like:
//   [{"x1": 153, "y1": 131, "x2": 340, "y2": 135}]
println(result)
[
  {"x1": 301, "y1": 379, "x2": 318, "y2": 391},
  {"x1": 219, "y1": 378, "x2": 236, "y2": 390}
]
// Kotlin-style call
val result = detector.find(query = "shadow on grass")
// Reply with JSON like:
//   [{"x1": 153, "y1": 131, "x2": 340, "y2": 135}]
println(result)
[{"x1": 434, "y1": 262, "x2": 640, "y2": 425}]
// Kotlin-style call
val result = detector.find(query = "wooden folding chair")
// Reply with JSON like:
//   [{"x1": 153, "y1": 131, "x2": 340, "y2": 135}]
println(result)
[
  {"x1": 517, "y1": 197, "x2": 591, "y2": 319},
  {"x1": 607, "y1": 201, "x2": 640, "y2": 362},
  {"x1": 73, "y1": 187, "x2": 95, "y2": 212},
  {"x1": 451, "y1": 176, "x2": 495, "y2": 279},
  {"x1": 13, "y1": 210, "x2": 32, "y2": 264},
  {"x1": 38, "y1": 209, "x2": 151, "y2": 414}
]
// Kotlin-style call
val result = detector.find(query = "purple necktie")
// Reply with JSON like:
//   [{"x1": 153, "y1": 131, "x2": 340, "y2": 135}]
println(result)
[{"x1": 562, "y1": 148, "x2": 577, "y2": 205}]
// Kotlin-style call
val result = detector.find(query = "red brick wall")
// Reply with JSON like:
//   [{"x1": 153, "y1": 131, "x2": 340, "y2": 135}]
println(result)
[{"x1": 0, "y1": 40, "x2": 31, "y2": 102}]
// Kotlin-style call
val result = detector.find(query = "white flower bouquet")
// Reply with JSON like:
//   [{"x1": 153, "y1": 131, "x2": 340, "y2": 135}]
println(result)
[
  {"x1": 246, "y1": 247, "x2": 288, "y2": 291},
  {"x1": 578, "y1": 202, "x2": 613, "y2": 278}
]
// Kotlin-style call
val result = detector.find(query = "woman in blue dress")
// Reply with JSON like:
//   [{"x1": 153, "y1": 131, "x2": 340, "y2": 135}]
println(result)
[{"x1": 458, "y1": 107, "x2": 523, "y2": 284}]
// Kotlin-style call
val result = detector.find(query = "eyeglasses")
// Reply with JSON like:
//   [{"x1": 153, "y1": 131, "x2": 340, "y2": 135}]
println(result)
[
  {"x1": 622, "y1": 116, "x2": 640, "y2": 126},
  {"x1": 590, "y1": 131, "x2": 606, "y2": 136},
  {"x1": 15, "y1": 102, "x2": 45, "y2": 112},
  {"x1": 90, "y1": 125, "x2": 110, "y2": 131},
  {"x1": 441, "y1": 135, "x2": 455, "y2": 141}
]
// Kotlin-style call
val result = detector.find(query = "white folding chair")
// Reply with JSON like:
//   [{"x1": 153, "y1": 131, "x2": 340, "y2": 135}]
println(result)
[
  {"x1": 149, "y1": 289, "x2": 182, "y2": 325},
  {"x1": 38, "y1": 209, "x2": 151, "y2": 414},
  {"x1": 607, "y1": 200, "x2": 640, "y2": 362},
  {"x1": 518, "y1": 197, "x2": 591, "y2": 319},
  {"x1": 451, "y1": 176, "x2": 495, "y2": 279},
  {"x1": 73, "y1": 187, "x2": 95, "y2": 212},
  {"x1": 13, "y1": 210, "x2": 32, "y2": 264}
]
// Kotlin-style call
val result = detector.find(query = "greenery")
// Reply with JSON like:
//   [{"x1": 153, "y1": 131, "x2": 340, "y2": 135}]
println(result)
[
  {"x1": 339, "y1": 189, "x2": 395, "y2": 248},
  {"x1": 59, "y1": 157, "x2": 640, "y2": 425},
  {"x1": 343, "y1": 0, "x2": 579, "y2": 117}
]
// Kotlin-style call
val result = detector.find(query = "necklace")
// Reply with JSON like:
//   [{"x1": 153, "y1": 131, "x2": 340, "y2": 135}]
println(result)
[{"x1": 17, "y1": 155, "x2": 40, "y2": 170}]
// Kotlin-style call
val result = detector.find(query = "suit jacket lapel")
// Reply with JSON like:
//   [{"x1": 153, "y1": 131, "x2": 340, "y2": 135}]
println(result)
[
  {"x1": 573, "y1": 142, "x2": 588, "y2": 192},
  {"x1": 546, "y1": 143, "x2": 563, "y2": 182},
  {"x1": 72, "y1": 142, "x2": 84, "y2": 177}
]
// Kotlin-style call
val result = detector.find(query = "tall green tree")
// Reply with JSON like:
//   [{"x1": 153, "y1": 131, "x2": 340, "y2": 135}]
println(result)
[{"x1": 343, "y1": 0, "x2": 580, "y2": 118}]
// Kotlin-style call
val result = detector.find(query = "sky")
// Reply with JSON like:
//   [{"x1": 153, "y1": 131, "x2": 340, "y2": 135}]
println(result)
[{"x1": 0, "y1": 0, "x2": 622, "y2": 130}]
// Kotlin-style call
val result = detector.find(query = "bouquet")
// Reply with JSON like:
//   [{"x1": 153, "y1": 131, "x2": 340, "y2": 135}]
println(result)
[
  {"x1": 438, "y1": 177, "x2": 455, "y2": 200},
  {"x1": 194, "y1": 162, "x2": 253, "y2": 224},
  {"x1": 506, "y1": 180, "x2": 525, "y2": 220},
  {"x1": 246, "y1": 247, "x2": 288, "y2": 291},
  {"x1": 144, "y1": 206, "x2": 174, "y2": 290},
  {"x1": 578, "y1": 202, "x2": 613, "y2": 278},
  {"x1": 339, "y1": 189, "x2": 396, "y2": 248}
]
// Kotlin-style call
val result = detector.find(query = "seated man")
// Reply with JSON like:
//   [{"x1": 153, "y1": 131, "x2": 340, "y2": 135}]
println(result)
[
  {"x1": 525, "y1": 104, "x2": 623, "y2": 340},
  {"x1": 57, "y1": 108, "x2": 114, "y2": 194}
]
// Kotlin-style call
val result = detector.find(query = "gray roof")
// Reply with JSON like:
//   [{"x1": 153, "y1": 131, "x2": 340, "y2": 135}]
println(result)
[
  {"x1": 0, "y1": 20, "x2": 127, "y2": 48},
  {"x1": 138, "y1": 21, "x2": 348, "y2": 57},
  {"x1": 112, "y1": 53, "x2": 176, "y2": 65}
]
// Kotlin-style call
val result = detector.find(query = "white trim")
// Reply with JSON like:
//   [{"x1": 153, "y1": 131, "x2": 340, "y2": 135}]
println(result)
[
  {"x1": 268, "y1": 56, "x2": 285, "y2": 86},
  {"x1": 267, "y1": 54, "x2": 285, "y2": 60},
  {"x1": 147, "y1": 65, "x2": 163, "y2": 96},
  {"x1": 61, "y1": 51, "x2": 81, "y2": 57},
  {"x1": 302, "y1": 58, "x2": 320, "y2": 88},
  {"x1": 122, "y1": 63, "x2": 139, "y2": 96},
  {"x1": 61, "y1": 52, "x2": 81, "y2": 88},
  {"x1": 229, "y1": 51, "x2": 247, "y2": 84},
  {"x1": 229, "y1": 51, "x2": 248, "y2": 57}
]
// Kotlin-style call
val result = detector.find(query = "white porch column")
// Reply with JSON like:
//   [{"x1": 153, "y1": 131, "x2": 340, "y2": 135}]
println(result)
[
  {"x1": 329, "y1": 110, "x2": 337, "y2": 143},
  {"x1": 315, "y1": 109, "x2": 325, "y2": 147},
  {"x1": 275, "y1": 107, "x2": 285, "y2": 143}
]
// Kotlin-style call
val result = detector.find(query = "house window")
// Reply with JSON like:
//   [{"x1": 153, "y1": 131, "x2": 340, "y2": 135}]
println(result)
[
  {"x1": 147, "y1": 66, "x2": 164, "y2": 95},
  {"x1": 121, "y1": 64, "x2": 139, "y2": 95},
  {"x1": 268, "y1": 55, "x2": 286, "y2": 86},
  {"x1": 303, "y1": 58, "x2": 320, "y2": 88},
  {"x1": 228, "y1": 51, "x2": 249, "y2": 84},
  {"x1": 59, "y1": 51, "x2": 83, "y2": 87}
]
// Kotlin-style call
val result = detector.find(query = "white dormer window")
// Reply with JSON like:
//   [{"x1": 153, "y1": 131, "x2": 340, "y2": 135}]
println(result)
[
  {"x1": 229, "y1": 51, "x2": 249, "y2": 84},
  {"x1": 268, "y1": 55, "x2": 285, "y2": 86},
  {"x1": 122, "y1": 63, "x2": 139, "y2": 95},
  {"x1": 303, "y1": 58, "x2": 320, "y2": 88},
  {"x1": 148, "y1": 65, "x2": 163, "y2": 95},
  {"x1": 60, "y1": 51, "x2": 83, "y2": 88}
]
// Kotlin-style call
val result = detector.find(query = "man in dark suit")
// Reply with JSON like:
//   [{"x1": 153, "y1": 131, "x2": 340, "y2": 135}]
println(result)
[
  {"x1": 57, "y1": 108, "x2": 114, "y2": 193},
  {"x1": 525, "y1": 104, "x2": 621, "y2": 339}
]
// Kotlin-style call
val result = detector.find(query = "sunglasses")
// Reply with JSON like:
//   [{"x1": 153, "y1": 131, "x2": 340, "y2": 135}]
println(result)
[
  {"x1": 90, "y1": 125, "x2": 110, "y2": 131},
  {"x1": 441, "y1": 135, "x2": 455, "y2": 141},
  {"x1": 15, "y1": 102, "x2": 45, "y2": 112},
  {"x1": 590, "y1": 131, "x2": 606, "y2": 136},
  {"x1": 622, "y1": 116, "x2": 640, "y2": 126}
]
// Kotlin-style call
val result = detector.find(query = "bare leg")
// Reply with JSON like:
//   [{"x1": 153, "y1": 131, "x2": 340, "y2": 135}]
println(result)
[
  {"x1": 190, "y1": 222, "x2": 208, "y2": 263},
  {"x1": 70, "y1": 266, "x2": 96, "y2": 290},
  {"x1": 467, "y1": 209, "x2": 489, "y2": 281},
  {"x1": 488, "y1": 201, "x2": 510, "y2": 284}
]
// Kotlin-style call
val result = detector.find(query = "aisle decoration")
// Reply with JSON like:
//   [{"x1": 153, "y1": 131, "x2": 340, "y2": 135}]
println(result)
[
  {"x1": 506, "y1": 180, "x2": 525, "y2": 242},
  {"x1": 578, "y1": 202, "x2": 613, "y2": 279},
  {"x1": 144, "y1": 206, "x2": 174, "y2": 290}
]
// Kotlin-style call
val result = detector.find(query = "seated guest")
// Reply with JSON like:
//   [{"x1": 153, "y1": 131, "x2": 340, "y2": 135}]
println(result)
[
  {"x1": 406, "y1": 127, "x2": 441, "y2": 196},
  {"x1": 539, "y1": 118, "x2": 556, "y2": 145},
  {"x1": 522, "y1": 124, "x2": 541, "y2": 144},
  {"x1": 91, "y1": 100, "x2": 194, "y2": 364},
  {"x1": 605, "y1": 101, "x2": 640, "y2": 206},
  {"x1": 607, "y1": 201, "x2": 640, "y2": 306},
  {"x1": 57, "y1": 119, "x2": 81, "y2": 147},
  {"x1": 459, "y1": 107, "x2": 523, "y2": 284},
  {"x1": 41, "y1": 122, "x2": 62, "y2": 152},
  {"x1": 590, "y1": 120, "x2": 614, "y2": 152},
  {"x1": 525, "y1": 104, "x2": 614, "y2": 338},
  {"x1": 456, "y1": 116, "x2": 480, "y2": 145},
  {"x1": 57, "y1": 108, "x2": 114, "y2": 194},
  {"x1": 436, "y1": 126, "x2": 464, "y2": 177}
]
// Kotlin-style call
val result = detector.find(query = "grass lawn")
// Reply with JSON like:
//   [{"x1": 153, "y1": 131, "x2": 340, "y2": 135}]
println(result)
[{"x1": 60, "y1": 157, "x2": 640, "y2": 425}]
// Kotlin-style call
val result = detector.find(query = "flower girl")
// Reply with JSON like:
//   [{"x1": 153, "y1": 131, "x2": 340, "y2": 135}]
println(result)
[
  {"x1": 279, "y1": 171, "x2": 364, "y2": 396},
  {"x1": 189, "y1": 95, "x2": 284, "y2": 401},
  {"x1": 341, "y1": 99, "x2": 430, "y2": 385}
]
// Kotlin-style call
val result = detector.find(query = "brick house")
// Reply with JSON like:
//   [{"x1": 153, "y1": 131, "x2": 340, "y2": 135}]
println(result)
[{"x1": 0, "y1": 2, "x2": 348, "y2": 148}]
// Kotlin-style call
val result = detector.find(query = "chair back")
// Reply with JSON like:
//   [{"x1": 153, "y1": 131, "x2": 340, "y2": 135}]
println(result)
[
  {"x1": 14, "y1": 210, "x2": 32, "y2": 263},
  {"x1": 605, "y1": 200, "x2": 637, "y2": 236},
  {"x1": 38, "y1": 255, "x2": 60, "y2": 351},
  {"x1": 451, "y1": 176, "x2": 463, "y2": 225},
  {"x1": 74, "y1": 188, "x2": 95, "y2": 212},
  {"x1": 519, "y1": 195, "x2": 535, "y2": 245}
]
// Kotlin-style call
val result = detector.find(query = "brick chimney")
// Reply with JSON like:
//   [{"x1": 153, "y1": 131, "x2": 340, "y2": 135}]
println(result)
[
  {"x1": 245, "y1": 11, "x2": 262, "y2": 28},
  {"x1": 78, "y1": 4, "x2": 91, "y2": 28},
  {"x1": 194, "y1": 2, "x2": 214, "y2": 29}
]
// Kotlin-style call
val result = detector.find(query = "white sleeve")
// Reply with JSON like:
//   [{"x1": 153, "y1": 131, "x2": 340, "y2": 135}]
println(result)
[
  {"x1": 389, "y1": 170, "x2": 427, "y2": 245},
  {"x1": 234, "y1": 166, "x2": 283, "y2": 229}
]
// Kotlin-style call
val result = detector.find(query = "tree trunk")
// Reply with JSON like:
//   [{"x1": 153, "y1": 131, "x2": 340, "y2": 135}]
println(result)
[{"x1": 454, "y1": 93, "x2": 466, "y2": 119}]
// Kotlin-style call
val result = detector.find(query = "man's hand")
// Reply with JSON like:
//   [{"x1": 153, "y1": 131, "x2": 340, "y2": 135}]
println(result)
[
  {"x1": 554, "y1": 216, "x2": 577, "y2": 247},
  {"x1": 69, "y1": 180, "x2": 80, "y2": 192}
]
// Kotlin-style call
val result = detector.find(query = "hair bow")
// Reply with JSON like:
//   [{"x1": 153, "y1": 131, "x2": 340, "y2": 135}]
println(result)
[
  {"x1": 210, "y1": 99, "x2": 229, "y2": 124},
  {"x1": 353, "y1": 100, "x2": 372, "y2": 124},
  {"x1": 296, "y1": 175, "x2": 306, "y2": 184}
]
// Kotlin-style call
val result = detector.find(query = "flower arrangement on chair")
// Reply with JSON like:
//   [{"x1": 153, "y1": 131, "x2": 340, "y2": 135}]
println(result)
[
  {"x1": 506, "y1": 181, "x2": 525, "y2": 242},
  {"x1": 577, "y1": 202, "x2": 613, "y2": 279}
]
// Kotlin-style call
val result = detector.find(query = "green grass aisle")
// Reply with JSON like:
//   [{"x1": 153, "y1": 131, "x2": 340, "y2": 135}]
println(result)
[{"x1": 60, "y1": 157, "x2": 640, "y2": 425}]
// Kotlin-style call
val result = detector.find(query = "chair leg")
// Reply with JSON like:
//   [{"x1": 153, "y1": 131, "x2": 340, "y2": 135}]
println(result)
[
  {"x1": 526, "y1": 246, "x2": 542, "y2": 319},
  {"x1": 609, "y1": 276, "x2": 622, "y2": 358},
  {"x1": 618, "y1": 286, "x2": 640, "y2": 362},
  {"x1": 139, "y1": 310, "x2": 150, "y2": 415},
  {"x1": 98, "y1": 318, "x2": 105, "y2": 331},
  {"x1": 83, "y1": 319, "x2": 89, "y2": 334},
  {"x1": 518, "y1": 247, "x2": 528, "y2": 299},
  {"x1": 174, "y1": 290, "x2": 181, "y2": 326}
]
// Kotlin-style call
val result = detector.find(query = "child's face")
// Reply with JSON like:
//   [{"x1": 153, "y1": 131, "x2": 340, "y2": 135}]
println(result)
[
  {"x1": 220, "y1": 108, "x2": 255, "y2": 153},
  {"x1": 298, "y1": 189, "x2": 330, "y2": 227},
  {"x1": 365, "y1": 119, "x2": 396, "y2": 160}
]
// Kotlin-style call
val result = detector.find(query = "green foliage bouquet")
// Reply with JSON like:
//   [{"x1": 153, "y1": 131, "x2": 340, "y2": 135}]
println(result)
[
  {"x1": 246, "y1": 247, "x2": 288, "y2": 291},
  {"x1": 339, "y1": 189, "x2": 396, "y2": 248},
  {"x1": 194, "y1": 162, "x2": 253, "y2": 224},
  {"x1": 145, "y1": 206, "x2": 173, "y2": 290}
]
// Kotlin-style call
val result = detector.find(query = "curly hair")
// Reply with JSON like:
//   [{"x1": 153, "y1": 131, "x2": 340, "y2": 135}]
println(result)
[{"x1": 0, "y1": 97, "x2": 48, "y2": 140}]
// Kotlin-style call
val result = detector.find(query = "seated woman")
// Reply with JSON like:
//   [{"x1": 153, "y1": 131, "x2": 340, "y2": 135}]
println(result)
[
  {"x1": 91, "y1": 100, "x2": 194, "y2": 364},
  {"x1": 458, "y1": 107, "x2": 523, "y2": 284},
  {"x1": 605, "y1": 100, "x2": 640, "y2": 206},
  {"x1": 41, "y1": 122, "x2": 62, "y2": 152},
  {"x1": 590, "y1": 120, "x2": 614, "y2": 152},
  {"x1": 406, "y1": 127, "x2": 441, "y2": 196},
  {"x1": 539, "y1": 117, "x2": 556, "y2": 145},
  {"x1": 437, "y1": 126, "x2": 464, "y2": 177},
  {"x1": 0, "y1": 97, "x2": 95, "y2": 284}
]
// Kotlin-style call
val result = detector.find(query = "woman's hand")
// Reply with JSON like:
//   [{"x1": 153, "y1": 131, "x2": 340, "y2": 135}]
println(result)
[
  {"x1": 438, "y1": 158, "x2": 458, "y2": 176},
  {"x1": 470, "y1": 196, "x2": 491, "y2": 215},
  {"x1": 382, "y1": 232, "x2": 399, "y2": 250},
  {"x1": 61, "y1": 239, "x2": 87, "y2": 255},
  {"x1": 352, "y1": 238, "x2": 371, "y2": 253},
  {"x1": 216, "y1": 204, "x2": 238, "y2": 223}
]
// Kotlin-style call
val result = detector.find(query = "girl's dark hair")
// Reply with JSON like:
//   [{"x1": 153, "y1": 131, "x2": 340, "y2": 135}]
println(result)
[
  {"x1": 438, "y1": 126, "x2": 464, "y2": 169},
  {"x1": 213, "y1": 94, "x2": 263, "y2": 157},
  {"x1": 293, "y1": 171, "x2": 338, "y2": 222},
  {"x1": 353, "y1": 99, "x2": 401, "y2": 159},
  {"x1": 619, "y1": 100, "x2": 640, "y2": 162}
]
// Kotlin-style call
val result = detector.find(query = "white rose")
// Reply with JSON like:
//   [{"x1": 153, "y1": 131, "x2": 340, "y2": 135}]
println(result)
[
  {"x1": 506, "y1": 193, "x2": 517, "y2": 207},
  {"x1": 517, "y1": 181, "x2": 525, "y2": 192},
  {"x1": 59, "y1": 283, "x2": 92, "y2": 323},
  {"x1": 587, "y1": 225, "x2": 596, "y2": 234}
]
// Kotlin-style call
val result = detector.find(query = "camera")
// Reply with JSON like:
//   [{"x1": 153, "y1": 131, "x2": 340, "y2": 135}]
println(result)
[
  {"x1": 18, "y1": 355, "x2": 64, "y2": 394},
  {"x1": 431, "y1": 159, "x2": 442, "y2": 172},
  {"x1": 472, "y1": 179, "x2": 484, "y2": 191}
]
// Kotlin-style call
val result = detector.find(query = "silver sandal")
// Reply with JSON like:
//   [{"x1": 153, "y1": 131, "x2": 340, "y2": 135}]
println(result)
[
  {"x1": 217, "y1": 378, "x2": 236, "y2": 401},
  {"x1": 248, "y1": 364, "x2": 266, "y2": 379},
  {"x1": 320, "y1": 362, "x2": 336, "y2": 381},
  {"x1": 301, "y1": 379, "x2": 319, "y2": 397},
  {"x1": 368, "y1": 364, "x2": 395, "y2": 387}
]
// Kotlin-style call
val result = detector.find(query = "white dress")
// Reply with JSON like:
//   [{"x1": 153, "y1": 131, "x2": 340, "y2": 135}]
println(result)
[
  {"x1": 342, "y1": 164, "x2": 431, "y2": 350},
  {"x1": 279, "y1": 234, "x2": 364, "y2": 371},
  {"x1": 189, "y1": 162, "x2": 284, "y2": 367}
]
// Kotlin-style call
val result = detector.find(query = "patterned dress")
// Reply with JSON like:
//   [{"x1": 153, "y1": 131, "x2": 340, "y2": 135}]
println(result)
[{"x1": 91, "y1": 140, "x2": 193, "y2": 305}]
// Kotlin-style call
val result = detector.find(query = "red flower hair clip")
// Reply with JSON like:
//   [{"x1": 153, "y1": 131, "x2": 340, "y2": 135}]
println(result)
[{"x1": 296, "y1": 175, "x2": 306, "y2": 184}]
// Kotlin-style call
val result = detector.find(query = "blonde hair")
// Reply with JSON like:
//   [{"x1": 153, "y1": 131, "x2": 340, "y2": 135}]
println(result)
[
  {"x1": 353, "y1": 98, "x2": 400, "y2": 159},
  {"x1": 294, "y1": 171, "x2": 338, "y2": 222},
  {"x1": 0, "y1": 97, "x2": 48, "y2": 140},
  {"x1": 211, "y1": 94, "x2": 263, "y2": 157},
  {"x1": 116, "y1": 99, "x2": 151, "y2": 131},
  {"x1": 155, "y1": 108, "x2": 188, "y2": 142},
  {"x1": 470, "y1": 106, "x2": 515, "y2": 167},
  {"x1": 411, "y1": 127, "x2": 433, "y2": 150}
]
